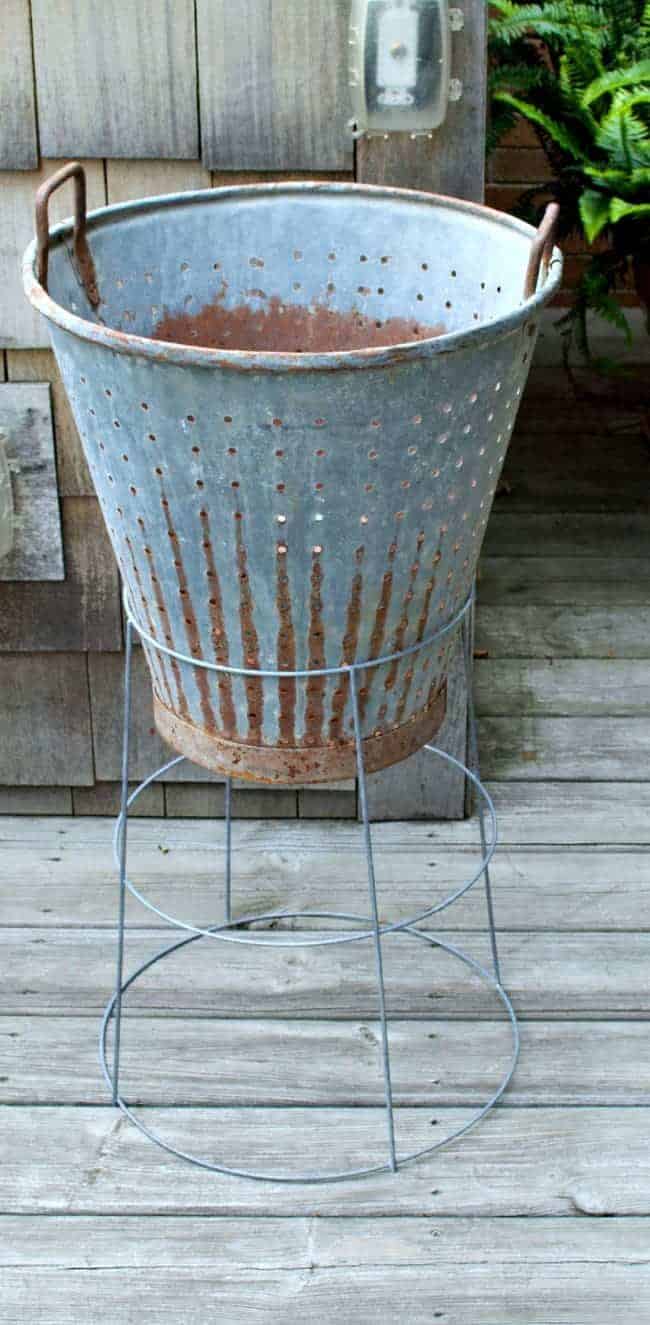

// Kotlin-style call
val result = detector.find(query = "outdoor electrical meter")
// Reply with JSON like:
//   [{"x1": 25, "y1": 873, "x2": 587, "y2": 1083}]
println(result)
[{"x1": 349, "y1": 0, "x2": 462, "y2": 137}]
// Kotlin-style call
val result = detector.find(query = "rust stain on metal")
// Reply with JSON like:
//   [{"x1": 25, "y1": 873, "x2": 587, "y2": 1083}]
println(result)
[
  {"x1": 234, "y1": 516, "x2": 264, "y2": 740},
  {"x1": 154, "y1": 293, "x2": 445, "y2": 354},
  {"x1": 199, "y1": 508, "x2": 237, "y2": 739},
  {"x1": 160, "y1": 493, "x2": 218, "y2": 734},
  {"x1": 154, "y1": 681, "x2": 446, "y2": 785},
  {"x1": 305, "y1": 551, "x2": 326, "y2": 747},
  {"x1": 329, "y1": 546, "x2": 364, "y2": 744},
  {"x1": 276, "y1": 543, "x2": 296, "y2": 746},
  {"x1": 122, "y1": 533, "x2": 175, "y2": 712},
  {"x1": 391, "y1": 532, "x2": 427, "y2": 726},
  {"x1": 141, "y1": 537, "x2": 191, "y2": 723},
  {"x1": 359, "y1": 536, "x2": 398, "y2": 724}
]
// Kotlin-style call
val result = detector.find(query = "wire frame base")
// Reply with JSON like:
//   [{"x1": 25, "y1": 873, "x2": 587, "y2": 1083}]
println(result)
[{"x1": 100, "y1": 585, "x2": 519, "y2": 1183}]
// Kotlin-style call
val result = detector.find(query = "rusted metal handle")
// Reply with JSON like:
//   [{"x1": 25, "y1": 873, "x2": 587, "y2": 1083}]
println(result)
[
  {"x1": 523, "y1": 202, "x2": 560, "y2": 300},
  {"x1": 35, "y1": 161, "x2": 99, "y2": 307}
]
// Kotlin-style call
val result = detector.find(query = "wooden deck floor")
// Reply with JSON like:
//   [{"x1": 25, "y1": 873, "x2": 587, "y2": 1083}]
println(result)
[{"x1": 2, "y1": 360, "x2": 650, "y2": 1321}]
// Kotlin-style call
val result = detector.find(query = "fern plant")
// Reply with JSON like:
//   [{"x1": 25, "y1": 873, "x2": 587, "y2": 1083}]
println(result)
[{"x1": 489, "y1": 0, "x2": 650, "y2": 360}]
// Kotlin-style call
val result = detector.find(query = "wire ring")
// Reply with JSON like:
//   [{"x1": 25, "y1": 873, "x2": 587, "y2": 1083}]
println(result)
[
  {"x1": 113, "y1": 744, "x2": 497, "y2": 947},
  {"x1": 100, "y1": 923, "x2": 519, "y2": 1185}
]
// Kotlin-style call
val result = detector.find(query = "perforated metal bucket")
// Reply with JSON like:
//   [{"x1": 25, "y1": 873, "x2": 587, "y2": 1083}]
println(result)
[{"x1": 24, "y1": 171, "x2": 562, "y2": 783}]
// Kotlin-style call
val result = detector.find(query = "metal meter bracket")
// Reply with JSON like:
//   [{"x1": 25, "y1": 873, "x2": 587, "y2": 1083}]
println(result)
[{"x1": 348, "y1": 0, "x2": 464, "y2": 140}]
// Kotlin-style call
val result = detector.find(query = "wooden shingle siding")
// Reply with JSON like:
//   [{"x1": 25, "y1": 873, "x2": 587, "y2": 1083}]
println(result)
[
  {"x1": 0, "y1": 497, "x2": 121, "y2": 651},
  {"x1": 7, "y1": 350, "x2": 93, "y2": 497},
  {"x1": 30, "y1": 0, "x2": 199, "y2": 160},
  {"x1": 0, "y1": 0, "x2": 39, "y2": 169},
  {"x1": 0, "y1": 383, "x2": 64, "y2": 582},
  {"x1": 197, "y1": 0, "x2": 353, "y2": 171},
  {"x1": 105, "y1": 160, "x2": 212, "y2": 205},
  {"x1": 0, "y1": 653, "x2": 93, "y2": 785},
  {"x1": 0, "y1": 160, "x2": 106, "y2": 349}
]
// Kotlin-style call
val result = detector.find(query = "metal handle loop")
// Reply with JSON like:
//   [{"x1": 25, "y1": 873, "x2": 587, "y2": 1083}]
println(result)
[
  {"x1": 35, "y1": 161, "x2": 100, "y2": 306},
  {"x1": 523, "y1": 202, "x2": 560, "y2": 300}
]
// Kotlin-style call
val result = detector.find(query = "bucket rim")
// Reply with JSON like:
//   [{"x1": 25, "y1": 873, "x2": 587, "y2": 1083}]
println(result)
[{"x1": 23, "y1": 180, "x2": 563, "y2": 373}]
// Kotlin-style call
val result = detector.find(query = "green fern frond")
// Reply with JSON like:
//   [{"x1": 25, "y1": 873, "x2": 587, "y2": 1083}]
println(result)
[
  {"x1": 492, "y1": 91, "x2": 589, "y2": 160},
  {"x1": 583, "y1": 60, "x2": 650, "y2": 105}
]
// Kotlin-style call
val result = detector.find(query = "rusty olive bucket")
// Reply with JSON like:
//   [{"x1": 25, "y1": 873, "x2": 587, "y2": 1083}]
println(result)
[{"x1": 24, "y1": 166, "x2": 562, "y2": 784}]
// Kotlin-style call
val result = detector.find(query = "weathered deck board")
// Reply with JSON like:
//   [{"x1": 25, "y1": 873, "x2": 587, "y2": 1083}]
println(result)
[
  {"x1": 3, "y1": 1016, "x2": 649, "y2": 1106},
  {"x1": 0, "y1": 1260, "x2": 646, "y2": 1323},
  {"x1": 3, "y1": 928, "x2": 649, "y2": 1019},
  {"x1": 476, "y1": 604, "x2": 650, "y2": 658},
  {"x1": 1, "y1": 1105, "x2": 648, "y2": 1215},
  {"x1": 1, "y1": 838, "x2": 648, "y2": 931}
]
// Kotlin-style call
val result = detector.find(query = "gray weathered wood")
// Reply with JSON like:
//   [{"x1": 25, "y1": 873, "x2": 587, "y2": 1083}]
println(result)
[
  {"x1": 198, "y1": 0, "x2": 353, "y2": 171},
  {"x1": 2, "y1": 835, "x2": 647, "y2": 931},
  {"x1": 0, "y1": 497, "x2": 121, "y2": 650},
  {"x1": 356, "y1": 2, "x2": 487, "y2": 200},
  {"x1": 0, "y1": 159, "x2": 106, "y2": 349},
  {"x1": 0, "y1": 1212, "x2": 643, "y2": 1268},
  {"x1": 479, "y1": 716, "x2": 650, "y2": 780},
  {"x1": 484, "y1": 512, "x2": 650, "y2": 558},
  {"x1": 106, "y1": 160, "x2": 212, "y2": 205},
  {"x1": 476, "y1": 604, "x2": 650, "y2": 659},
  {"x1": 0, "y1": 0, "x2": 38, "y2": 169},
  {"x1": 3, "y1": 1016, "x2": 649, "y2": 1106},
  {"x1": 298, "y1": 789, "x2": 356, "y2": 818},
  {"x1": 475, "y1": 658, "x2": 650, "y2": 717},
  {"x1": 7, "y1": 349, "x2": 93, "y2": 496},
  {"x1": 0, "y1": 654, "x2": 93, "y2": 785},
  {"x1": 478, "y1": 556, "x2": 650, "y2": 606},
  {"x1": 0, "y1": 383, "x2": 64, "y2": 580},
  {"x1": 3, "y1": 928, "x2": 648, "y2": 1018},
  {"x1": 31, "y1": 0, "x2": 199, "y2": 159},
  {"x1": 163, "y1": 782, "x2": 298, "y2": 818},
  {"x1": 1, "y1": 1104, "x2": 649, "y2": 1214},
  {"x1": 0, "y1": 787, "x2": 73, "y2": 814},
  {"x1": 71, "y1": 783, "x2": 165, "y2": 818},
  {"x1": 1, "y1": 1257, "x2": 646, "y2": 1322}
]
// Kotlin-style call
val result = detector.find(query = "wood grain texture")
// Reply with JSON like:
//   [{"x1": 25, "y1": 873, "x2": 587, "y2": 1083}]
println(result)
[
  {"x1": 1, "y1": 1104, "x2": 649, "y2": 1214},
  {"x1": 0, "y1": 497, "x2": 121, "y2": 651},
  {"x1": 356, "y1": 2, "x2": 487, "y2": 200},
  {"x1": 478, "y1": 556, "x2": 650, "y2": 606},
  {"x1": 197, "y1": 0, "x2": 353, "y2": 171},
  {"x1": 3, "y1": 927, "x2": 649, "y2": 1018},
  {"x1": 476, "y1": 604, "x2": 650, "y2": 659},
  {"x1": 0, "y1": 382, "x2": 64, "y2": 580},
  {"x1": 0, "y1": 654, "x2": 93, "y2": 785},
  {"x1": 31, "y1": 0, "x2": 198, "y2": 159},
  {"x1": 480, "y1": 715, "x2": 650, "y2": 780},
  {"x1": 106, "y1": 159, "x2": 212, "y2": 205},
  {"x1": 71, "y1": 783, "x2": 164, "y2": 818},
  {"x1": 0, "y1": 1254, "x2": 646, "y2": 1322},
  {"x1": 163, "y1": 782, "x2": 298, "y2": 818},
  {"x1": 2, "y1": 837, "x2": 647, "y2": 931},
  {"x1": 3, "y1": 1016, "x2": 649, "y2": 1106},
  {"x1": 0, "y1": 159, "x2": 106, "y2": 349},
  {"x1": 0, "y1": 0, "x2": 38, "y2": 169},
  {"x1": 483, "y1": 511, "x2": 650, "y2": 558},
  {"x1": 0, "y1": 787, "x2": 73, "y2": 814},
  {"x1": 7, "y1": 348, "x2": 93, "y2": 496},
  {"x1": 475, "y1": 658, "x2": 650, "y2": 717}
]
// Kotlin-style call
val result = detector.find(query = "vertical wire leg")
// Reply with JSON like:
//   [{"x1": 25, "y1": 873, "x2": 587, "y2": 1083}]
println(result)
[
  {"x1": 112, "y1": 619, "x2": 133, "y2": 1104},
  {"x1": 350, "y1": 667, "x2": 397, "y2": 1173},
  {"x1": 463, "y1": 591, "x2": 502, "y2": 987},
  {"x1": 224, "y1": 776, "x2": 233, "y2": 925}
]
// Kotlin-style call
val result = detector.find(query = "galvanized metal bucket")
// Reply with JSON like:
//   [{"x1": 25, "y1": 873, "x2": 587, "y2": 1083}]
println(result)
[{"x1": 24, "y1": 164, "x2": 562, "y2": 783}]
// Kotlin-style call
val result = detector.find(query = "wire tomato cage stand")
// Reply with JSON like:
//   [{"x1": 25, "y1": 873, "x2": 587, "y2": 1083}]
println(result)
[{"x1": 100, "y1": 580, "x2": 519, "y2": 1184}]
